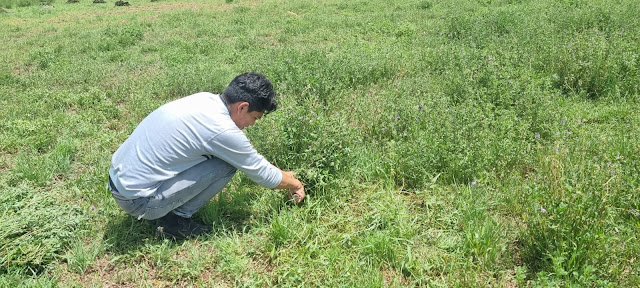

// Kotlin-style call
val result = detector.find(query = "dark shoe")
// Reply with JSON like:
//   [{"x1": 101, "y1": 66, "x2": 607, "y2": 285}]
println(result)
[{"x1": 155, "y1": 213, "x2": 212, "y2": 240}]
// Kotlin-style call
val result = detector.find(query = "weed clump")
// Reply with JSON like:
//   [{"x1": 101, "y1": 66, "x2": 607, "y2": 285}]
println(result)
[
  {"x1": 418, "y1": 1, "x2": 431, "y2": 9},
  {"x1": 250, "y1": 101, "x2": 358, "y2": 196}
]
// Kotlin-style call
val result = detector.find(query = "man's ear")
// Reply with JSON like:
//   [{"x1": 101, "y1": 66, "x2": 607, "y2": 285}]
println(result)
[{"x1": 238, "y1": 102, "x2": 250, "y2": 111}]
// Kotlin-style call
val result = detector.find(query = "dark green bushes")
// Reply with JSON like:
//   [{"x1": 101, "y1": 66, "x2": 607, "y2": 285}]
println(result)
[{"x1": 250, "y1": 100, "x2": 358, "y2": 195}]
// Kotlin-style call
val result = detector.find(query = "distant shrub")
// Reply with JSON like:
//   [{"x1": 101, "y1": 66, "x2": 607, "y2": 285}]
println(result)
[{"x1": 418, "y1": 1, "x2": 431, "y2": 9}]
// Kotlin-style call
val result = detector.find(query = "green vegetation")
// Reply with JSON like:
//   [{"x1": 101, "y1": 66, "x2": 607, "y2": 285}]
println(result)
[{"x1": 1, "y1": 0, "x2": 639, "y2": 286}]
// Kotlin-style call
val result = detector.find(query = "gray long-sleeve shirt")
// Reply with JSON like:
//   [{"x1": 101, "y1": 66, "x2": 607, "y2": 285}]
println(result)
[{"x1": 109, "y1": 92, "x2": 282, "y2": 199}]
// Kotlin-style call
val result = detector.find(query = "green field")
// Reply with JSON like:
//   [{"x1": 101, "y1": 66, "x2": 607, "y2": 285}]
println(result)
[{"x1": 1, "y1": 0, "x2": 639, "y2": 286}]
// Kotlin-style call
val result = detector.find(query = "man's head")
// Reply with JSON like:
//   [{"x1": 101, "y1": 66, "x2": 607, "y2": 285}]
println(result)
[{"x1": 223, "y1": 72, "x2": 277, "y2": 129}]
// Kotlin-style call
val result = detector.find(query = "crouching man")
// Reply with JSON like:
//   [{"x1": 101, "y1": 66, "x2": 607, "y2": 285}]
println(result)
[{"x1": 108, "y1": 72, "x2": 305, "y2": 239}]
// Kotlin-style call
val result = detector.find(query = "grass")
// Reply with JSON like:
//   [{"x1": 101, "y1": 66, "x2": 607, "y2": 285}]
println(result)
[{"x1": 1, "y1": 0, "x2": 639, "y2": 286}]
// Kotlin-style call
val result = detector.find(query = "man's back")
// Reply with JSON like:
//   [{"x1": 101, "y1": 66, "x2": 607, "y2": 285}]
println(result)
[{"x1": 109, "y1": 92, "x2": 280, "y2": 198}]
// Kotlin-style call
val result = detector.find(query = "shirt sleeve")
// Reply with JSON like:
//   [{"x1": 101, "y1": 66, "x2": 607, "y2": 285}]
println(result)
[{"x1": 205, "y1": 129, "x2": 282, "y2": 189}]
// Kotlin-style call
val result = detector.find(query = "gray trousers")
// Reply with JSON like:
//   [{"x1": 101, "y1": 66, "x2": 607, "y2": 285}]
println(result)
[{"x1": 109, "y1": 158, "x2": 236, "y2": 220}]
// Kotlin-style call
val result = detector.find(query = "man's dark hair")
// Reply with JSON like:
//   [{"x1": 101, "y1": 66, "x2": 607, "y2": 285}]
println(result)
[{"x1": 223, "y1": 72, "x2": 277, "y2": 114}]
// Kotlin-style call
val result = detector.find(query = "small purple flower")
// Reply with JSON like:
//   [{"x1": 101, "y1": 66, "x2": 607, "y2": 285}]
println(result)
[
  {"x1": 471, "y1": 180, "x2": 477, "y2": 187},
  {"x1": 535, "y1": 133, "x2": 540, "y2": 139},
  {"x1": 553, "y1": 147, "x2": 558, "y2": 153},
  {"x1": 564, "y1": 130, "x2": 569, "y2": 137},
  {"x1": 560, "y1": 119, "x2": 565, "y2": 125},
  {"x1": 90, "y1": 205, "x2": 96, "y2": 210},
  {"x1": 540, "y1": 208, "x2": 547, "y2": 214},
  {"x1": 394, "y1": 114, "x2": 400, "y2": 121},
  {"x1": 419, "y1": 105, "x2": 423, "y2": 110}
]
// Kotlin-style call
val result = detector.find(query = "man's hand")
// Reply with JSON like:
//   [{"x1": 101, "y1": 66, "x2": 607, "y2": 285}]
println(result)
[
  {"x1": 289, "y1": 183, "x2": 305, "y2": 204},
  {"x1": 276, "y1": 170, "x2": 305, "y2": 204}
]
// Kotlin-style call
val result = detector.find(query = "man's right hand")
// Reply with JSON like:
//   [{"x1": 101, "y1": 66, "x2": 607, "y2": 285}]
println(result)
[
  {"x1": 276, "y1": 170, "x2": 305, "y2": 204},
  {"x1": 289, "y1": 184, "x2": 305, "y2": 204}
]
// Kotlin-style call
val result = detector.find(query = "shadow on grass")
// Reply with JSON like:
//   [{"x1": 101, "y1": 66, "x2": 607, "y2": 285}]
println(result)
[
  {"x1": 102, "y1": 189, "x2": 270, "y2": 254},
  {"x1": 103, "y1": 214, "x2": 160, "y2": 255},
  {"x1": 199, "y1": 184, "x2": 299, "y2": 235},
  {"x1": 196, "y1": 190, "x2": 263, "y2": 235}
]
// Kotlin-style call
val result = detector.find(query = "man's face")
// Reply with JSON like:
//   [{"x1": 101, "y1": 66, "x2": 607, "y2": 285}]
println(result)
[{"x1": 230, "y1": 102, "x2": 263, "y2": 130}]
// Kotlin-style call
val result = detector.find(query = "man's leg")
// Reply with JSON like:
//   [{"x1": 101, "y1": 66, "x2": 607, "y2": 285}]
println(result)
[{"x1": 141, "y1": 157, "x2": 237, "y2": 221}]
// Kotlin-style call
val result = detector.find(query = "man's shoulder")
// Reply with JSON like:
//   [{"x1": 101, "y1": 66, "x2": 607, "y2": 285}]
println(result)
[
  {"x1": 161, "y1": 92, "x2": 222, "y2": 112},
  {"x1": 190, "y1": 92, "x2": 219, "y2": 97},
  {"x1": 210, "y1": 126, "x2": 250, "y2": 147},
  {"x1": 182, "y1": 92, "x2": 219, "y2": 102}
]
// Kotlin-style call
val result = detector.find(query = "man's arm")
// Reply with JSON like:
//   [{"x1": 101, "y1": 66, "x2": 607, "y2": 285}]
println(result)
[{"x1": 275, "y1": 170, "x2": 305, "y2": 203}]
